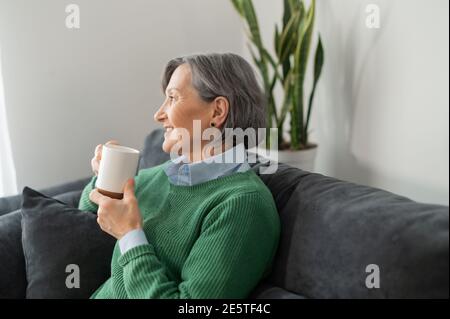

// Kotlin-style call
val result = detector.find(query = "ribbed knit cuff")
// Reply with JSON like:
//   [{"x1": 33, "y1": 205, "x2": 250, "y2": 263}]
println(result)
[{"x1": 117, "y1": 243, "x2": 156, "y2": 267}]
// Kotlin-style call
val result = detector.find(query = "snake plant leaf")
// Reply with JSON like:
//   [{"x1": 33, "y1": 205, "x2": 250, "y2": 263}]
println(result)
[
  {"x1": 241, "y1": 0, "x2": 264, "y2": 49},
  {"x1": 313, "y1": 36, "x2": 324, "y2": 83},
  {"x1": 240, "y1": 1, "x2": 272, "y2": 99},
  {"x1": 292, "y1": 0, "x2": 315, "y2": 145},
  {"x1": 298, "y1": 0, "x2": 305, "y2": 19},
  {"x1": 278, "y1": 71, "x2": 294, "y2": 125},
  {"x1": 288, "y1": 0, "x2": 303, "y2": 13},
  {"x1": 278, "y1": 11, "x2": 301, "y2": 62},
  {"x1": 274, "y1": 25, "x2": 280, "y2": 58},
  {"x1": 247, "y1": 43, "x2": 262, "y2": 70},
  {"x1": 262, "y1": 49, "x2": 283, "y2": 92},
  {"x1": 282, "y1": 52, "x2": 291, "y2": 81},
  {"x1": 281, "y1": 0, "x2": 295, "y2": 78},
  {"x1": 304, "y1": 36, "x2": 324, "y2": 138},
  {"x1": 289, "y1": 0, "x2": 305, "y2": 26},
  {"x1": 283, "y1": 0, "x2": 291, "y2": 27},
  {"x1": 279, "y1": 0, "x2": 295, "y2": 58},
  {"x1": 281, "y1": 1, "x2": 304, "y2": 80},
  {"x1": 290, "y1": 83, "x2": 301, "y2": 149},
  {"x1": 263, "y1": 49, "x2": 282, "y2": 82},
  {"x1": 231, "y1": 0, "x2": 245, "y2": 17},
  {"x1": 294, "y1": 0, "x2": 315, "y2": 74}
]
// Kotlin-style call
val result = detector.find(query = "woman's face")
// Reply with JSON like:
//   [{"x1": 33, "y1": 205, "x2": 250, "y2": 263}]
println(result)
[{"x1": 154, "y1": 64, "x2": 215, "y2": 158}]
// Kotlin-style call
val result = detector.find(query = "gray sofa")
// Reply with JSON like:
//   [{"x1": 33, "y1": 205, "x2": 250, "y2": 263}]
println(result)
[{"x1": 1, "y1": 129, "x2": 448, "y2": 298}]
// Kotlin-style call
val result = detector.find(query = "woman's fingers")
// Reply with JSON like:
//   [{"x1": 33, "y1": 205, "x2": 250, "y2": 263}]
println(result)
[
  {"x1": 92, "y1": 140, "x2": 120, "y2": 175},
  {"x1": 91, "y1": 157, "x2": 100, "y2": 176},
  {"x1": 99, "y1": 140, "x2": 119, "y2": 159},
  {"x1": 95, "y1": 140, "x2": 119, "y2": 160},
  {"x1": 94, "y1": 144, "x2": 103, "y2": 160}
]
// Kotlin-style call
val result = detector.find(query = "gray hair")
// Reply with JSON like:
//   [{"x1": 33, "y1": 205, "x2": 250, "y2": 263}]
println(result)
[{"x1": 161, "y1": 53, "x2": 266, "y2": 149}]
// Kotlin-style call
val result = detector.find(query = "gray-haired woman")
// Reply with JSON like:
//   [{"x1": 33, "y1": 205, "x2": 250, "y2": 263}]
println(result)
[{"x1": 79, "y1": 53, "x2": 280, "y2": 299}]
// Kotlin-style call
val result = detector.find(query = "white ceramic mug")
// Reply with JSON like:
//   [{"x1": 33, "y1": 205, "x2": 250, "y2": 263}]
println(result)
[{"x1": 95, "y1": 144, "x2": 140, "y2": 199}]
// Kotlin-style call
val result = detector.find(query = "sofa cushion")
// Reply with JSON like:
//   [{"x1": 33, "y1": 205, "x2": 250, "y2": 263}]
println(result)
[
  {"x1": 0, "y1": 210, "x2": 27, "y2": 298},
  {"x1": 0, "y1": 190, "x2": 85, "y2": 299},
  {"x1": 261, "y1": 169, "x2": 449, "y2": 298},
  {"x1": 138, "y1": 128, "x2": 170, "y2": 170},
  {"x1": 21, "y1": 187, "x2": 115, "y2": 299},
  {"x1": 0, "y1": 177, "x2": 90, "y2": 217},
  {"x1": 250, "y1": 161, "x2": 310, "y2": 213},
  {"x1": 250, "y1": 283, "x2": 306, "y2": 299}
]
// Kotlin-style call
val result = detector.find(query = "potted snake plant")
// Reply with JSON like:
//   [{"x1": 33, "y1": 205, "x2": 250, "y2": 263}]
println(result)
[{"x1": 231, "y1": 0, "x2": 324, "y2": 171}]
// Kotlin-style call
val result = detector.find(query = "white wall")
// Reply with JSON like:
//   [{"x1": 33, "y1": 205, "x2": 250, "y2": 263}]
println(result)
[
  {"x1": 252, "y1": 0, "x2": 449, "y2": 205},
  {"x1": 0, "y1": 0, "x2": 244, "y2": 194},
  {"x1": 0, "y1": 0, "x2": 448, "y2": 206}
]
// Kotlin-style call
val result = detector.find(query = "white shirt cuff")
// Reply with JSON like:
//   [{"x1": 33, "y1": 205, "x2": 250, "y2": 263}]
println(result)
[{"x1": 118, "y1": 229, "x2": 149, "y2": 255}]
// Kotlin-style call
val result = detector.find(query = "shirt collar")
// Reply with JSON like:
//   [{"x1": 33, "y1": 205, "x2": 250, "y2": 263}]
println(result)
[{"x1": 163, "y1": 143, "x2": 248, "y2": 186}]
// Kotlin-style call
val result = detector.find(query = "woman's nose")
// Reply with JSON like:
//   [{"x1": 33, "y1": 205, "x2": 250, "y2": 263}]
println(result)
[{"x1": 154, "y1": 105, "x2": 166, "y2": 123}]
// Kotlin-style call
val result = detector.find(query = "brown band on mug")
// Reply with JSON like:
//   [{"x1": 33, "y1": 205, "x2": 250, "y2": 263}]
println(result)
[{"x1": 97, "y1": 188, "x2": 123, "y2": 200}]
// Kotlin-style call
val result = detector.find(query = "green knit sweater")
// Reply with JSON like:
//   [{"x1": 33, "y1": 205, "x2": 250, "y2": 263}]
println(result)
[{"x1": 78, "y1": 161, "x2": 280, "y2": 299}]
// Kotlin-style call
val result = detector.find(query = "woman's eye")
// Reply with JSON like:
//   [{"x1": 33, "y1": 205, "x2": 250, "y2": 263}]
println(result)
[{"x1": 168, "y1": 96, "x2": 175, "y2": 102}]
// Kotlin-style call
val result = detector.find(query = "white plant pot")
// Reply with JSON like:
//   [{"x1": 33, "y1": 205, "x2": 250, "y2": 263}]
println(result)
[{"x1": 248, "y1": 145, "x2": 318, "y2": 172}]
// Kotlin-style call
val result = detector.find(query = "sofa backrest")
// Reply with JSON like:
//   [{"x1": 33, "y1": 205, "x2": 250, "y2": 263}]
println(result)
[
  {"x1": 138, "y1": 129, "x2": 171, "y2": 170},
  {"x1": 254, "y1": 161, "x2": 449, "y2": 298}
]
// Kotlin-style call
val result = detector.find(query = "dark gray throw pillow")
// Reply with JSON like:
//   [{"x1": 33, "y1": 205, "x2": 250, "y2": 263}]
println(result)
[
  {"x1": 20, "y1": 187, "x2": 116, "y2": 299},
  {"x1": 0, "y1": 210, "x2": 27, "y2": 298}
]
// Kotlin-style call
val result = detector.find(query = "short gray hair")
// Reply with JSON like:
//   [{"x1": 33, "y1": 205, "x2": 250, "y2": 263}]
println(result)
[{"x1": 161, "y1": 53, "x2": 266, "y2": 149}]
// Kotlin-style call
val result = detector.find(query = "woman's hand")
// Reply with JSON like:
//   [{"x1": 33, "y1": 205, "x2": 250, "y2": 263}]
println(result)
[
  {"x1": 91, "y1": 140, "x2": 120, "y2": 176},
  {"x1": 89, "y1": 178, "x2": 143, "y2": 239}
]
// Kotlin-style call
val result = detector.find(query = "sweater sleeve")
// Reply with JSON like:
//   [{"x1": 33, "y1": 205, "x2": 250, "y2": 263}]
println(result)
[
  {"x1": 115, "y1": 191, "x2": 280, "y2": 299},
  {"x1": 77, "y1": 175, "x2": 99, "y2": 213}
]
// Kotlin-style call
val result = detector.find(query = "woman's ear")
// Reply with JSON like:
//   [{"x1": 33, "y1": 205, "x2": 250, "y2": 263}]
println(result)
[{"x1": 210, "y1": 96, "x2": 229, "y2": 129}]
